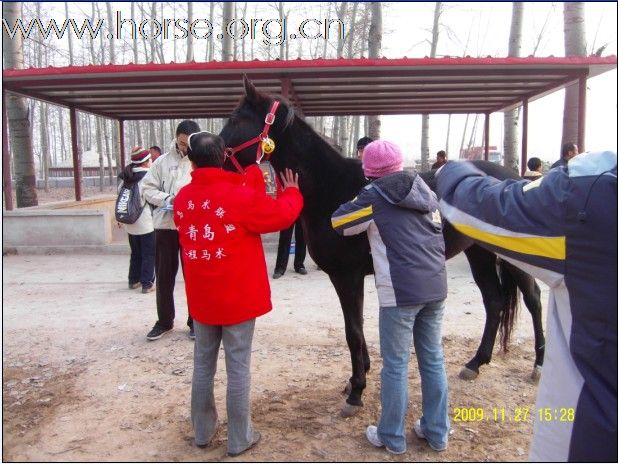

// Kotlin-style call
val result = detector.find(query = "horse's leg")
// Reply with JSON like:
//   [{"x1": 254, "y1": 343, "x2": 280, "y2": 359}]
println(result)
[
  {"x1": 328, "y1": 270, "x2": 367, "y2": 417},
  {"x1": 503, "y1": 263, "x2": 545, "y2": 382},
  {"x1": 460, "y1": 246, "x2": 506, "y2": 380}
]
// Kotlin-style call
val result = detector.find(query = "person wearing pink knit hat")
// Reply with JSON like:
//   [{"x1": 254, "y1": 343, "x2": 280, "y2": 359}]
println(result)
[
  {"x1": 362, "y1": 140, "x2": 404, "y2": 179},
  {"x1": 332, "y1": 139, "x2": 449, "y2": 454}
]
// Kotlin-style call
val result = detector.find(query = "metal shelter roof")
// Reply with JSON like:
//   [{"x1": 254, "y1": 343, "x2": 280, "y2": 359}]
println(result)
[{"x1": 3, "y1": 56, "x2": 616, "y2": 120}]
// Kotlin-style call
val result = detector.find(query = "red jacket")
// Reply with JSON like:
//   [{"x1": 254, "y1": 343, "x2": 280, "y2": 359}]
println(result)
[{"x1": 173, "y1": 168, "x2": 303, "y2": 325}]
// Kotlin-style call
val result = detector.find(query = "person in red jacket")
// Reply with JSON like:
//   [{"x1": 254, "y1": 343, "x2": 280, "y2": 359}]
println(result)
[{"x1": 173, "y1": 131, "x2": 303, "y2": 457}]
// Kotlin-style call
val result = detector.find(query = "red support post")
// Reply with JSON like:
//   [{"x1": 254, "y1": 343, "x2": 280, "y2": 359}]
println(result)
[
  {"x1": 118, "y1": 119, "x2": 126, "y2": 168},
  {"x1": 577, "y1": 75, "x2": 587, "y2": 153},
  {"x1": 521, "y1": 99, "x2": 529, "y2": 177},
  {"x1": 69, "y1": 107, "x2": 82, "y2": 201},
  {"x1": 484, "y1": 113, "x2": 490, "y2": 161},
  {"x1": 2, "y1": 90, "x2": 14, "y2": 210}
]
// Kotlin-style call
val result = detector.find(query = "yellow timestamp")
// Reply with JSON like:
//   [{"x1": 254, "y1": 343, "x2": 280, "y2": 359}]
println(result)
[
  {"x1": 452, "y1": 407, "x2": 576, "y2": 423},
  {"x1": 453, "y1": 407, "x2": 531, "y2": 422}
]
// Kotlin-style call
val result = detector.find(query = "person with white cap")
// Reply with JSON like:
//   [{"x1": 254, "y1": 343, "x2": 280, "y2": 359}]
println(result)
[
  {"x1": 118, "y1": 146, "x2": 155, "y2": 293},
  {"x1": 331, "y1": 140, "x2": 450, "y2": 454}
]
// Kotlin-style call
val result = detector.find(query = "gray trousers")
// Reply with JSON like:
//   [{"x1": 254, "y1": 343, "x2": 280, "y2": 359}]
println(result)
[{"x1": 191, "y1": 319, "x2": 257, "y2": 454}]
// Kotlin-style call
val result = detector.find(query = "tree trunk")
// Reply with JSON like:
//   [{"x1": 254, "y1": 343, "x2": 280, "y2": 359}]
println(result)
[
  {"x1": 240, "y1": 2, "x2": 248, "y2": 60},
  {"x1": 96, "y1": 118, "x2": 105, "y2": 192},
  {"x1": 131, "y1": 2, "x2": 139, "y2": 63},
  {"x1": 421, "y1": 2, "x2": 442, "y2": 171},
  {"x1": 39, "y1": 103, "x2": 50, "y2": 192},
  {"x1": 366, "y1": 2, "x2": 382, "y2": 139},
  {"x1": 106, "y1": 2, "x2": 115, "y2": 64},
  {"x1": 561, "y1": 2, "x2": 586, "y2": 147},
  {"x1": 347, "y1": 2, "x2": 359, "y2": 58},
  {"x1": 336, "y1": 2, "x2": 349, "y2": 57},
  {"x1": 503, "y1": 2, "x2": 524, "y2": 171},
  {"x1": 340, "y1": 117, "x2": 350, "y2": 157},
  {"x1": 460, "y1": 114, "x2": 470, "y2": 158},
  {"x1": 208, "y1": 2, "x2": 216, "y2": 61},
  {"x1": 3, "y1": 2, "x2": 38, "y2": 207},
  {"x1": 58, "y1": 107, "x2": 67, "y2": 161},
  {"x1": 104, "y1": 119, "x2": 114, "y2": 185},
  {"x1": 186, "y1": 2, "x2": 194, "y2": 61},
  {"x1": 135, "y1": 121, "x2": 143, "y2": 147},
  {"x1": 65, "y1": 3, "x2": 74, "y2": 65},
  {"x1": 222, "y1": 2, "x2": 234, "y2": 61}
]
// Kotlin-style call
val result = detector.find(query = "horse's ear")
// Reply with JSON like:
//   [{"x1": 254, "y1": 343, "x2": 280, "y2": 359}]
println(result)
[{"x1": 243, "y1": 75, "x2": 259, "y2": 103}]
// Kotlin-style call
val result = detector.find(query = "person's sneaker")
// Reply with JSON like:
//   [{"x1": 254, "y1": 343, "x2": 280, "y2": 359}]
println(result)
[
  {"x1": 294, "y1": 266, "x2": 308, "y2": 275},
  {"x1": 227, "y1": 431, "x2": 261, "y2": 457},
  {"x1": 142, "y1": 286, "x2": 155, "y2": 294},
  {"x1": 189, "y1": 327, "x2": 195, "y2": 340},
  {"x1": 272, "y1": 270, "x2": 284, "y2": 279},
  {"x1": 366, "y1": 425, "x2": 405, "y2": 455},
  {"x1": 129, "y1": 282, "x2": 141, "y2": 289},
  {"x1": 413, "y1": 420, "x2": 448, "y2": 452},
  {"x1": 146, "y1": 325, "x2": 172, "y2": 341},
  {"x1": 413, "y1": 419, "x2": 426, "y2": 439}
]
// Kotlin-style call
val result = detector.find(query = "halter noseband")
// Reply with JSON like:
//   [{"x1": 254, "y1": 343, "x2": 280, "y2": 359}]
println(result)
[{"x1": 224, "y1": 100, "x2": 280, "y2": 175}]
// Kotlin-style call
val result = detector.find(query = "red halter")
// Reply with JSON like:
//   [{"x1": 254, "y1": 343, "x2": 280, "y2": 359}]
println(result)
[{"x1": 224, "y1": 100, "x2": 280, "y2": 175}]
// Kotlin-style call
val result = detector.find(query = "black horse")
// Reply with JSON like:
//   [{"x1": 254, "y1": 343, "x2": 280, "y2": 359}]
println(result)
[{"x1": 220, "y1": 78, "x2": 544, "y2": 416}]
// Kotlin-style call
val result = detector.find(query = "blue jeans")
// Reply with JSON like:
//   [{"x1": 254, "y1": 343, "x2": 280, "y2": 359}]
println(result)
[{"x1": 377, "y1": 300, "x2": 449, "y2": 453}]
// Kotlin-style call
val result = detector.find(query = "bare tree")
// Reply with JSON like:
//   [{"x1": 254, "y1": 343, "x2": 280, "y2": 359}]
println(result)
[
  {"x1": 562, "y1": 2, "x2": 586, "y2": 147},
  {"x1": 3, "y1": 2, "x2": 38, "y2": 207},
  {"x1": 131, "y1": 2, "x2": 139, "y2": 63},
  {"x1": 366, "y1": 2, "x2": 382, "y2": 139},
  {"x1": 222, "y1": 2, "x2": 235, "y2": 61},
  {"x1": 421, "y1": 2, "x2": 442, "y2": 171},
  {"x1": 503, "y1": 2, "x2": 524, "y2": 171},
  {"x1": 34, "y1": 3, "x2": 51, "y2": 191},
  {"x1": 65, "y1": 3, "x2": 74, "y2": 65},
  {"x1": 186, "y1": 2, "x2": 194, "y2": 61}
]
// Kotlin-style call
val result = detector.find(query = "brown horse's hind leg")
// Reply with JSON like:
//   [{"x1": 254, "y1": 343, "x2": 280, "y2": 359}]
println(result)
[{"x1": 329, "y1": 271, "x2": 367, "y2": 417}]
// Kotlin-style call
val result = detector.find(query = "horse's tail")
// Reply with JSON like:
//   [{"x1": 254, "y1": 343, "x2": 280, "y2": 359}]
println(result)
[{"x1": 497, "y1": 258, "x2": 520, "y2": 352}]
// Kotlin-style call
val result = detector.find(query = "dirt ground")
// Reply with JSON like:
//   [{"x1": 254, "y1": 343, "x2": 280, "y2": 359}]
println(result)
[{"x1": 2, "y1": 249, "x2": 548, "y2": 462}]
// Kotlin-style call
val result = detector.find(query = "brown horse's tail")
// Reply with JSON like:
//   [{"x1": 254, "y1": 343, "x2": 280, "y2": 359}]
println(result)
[{"x1": 497, "y1": 258, "x2": 520, "y2": 352}]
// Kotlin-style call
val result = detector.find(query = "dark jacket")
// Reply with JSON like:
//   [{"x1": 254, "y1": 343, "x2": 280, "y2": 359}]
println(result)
[
  {"x1": 436, "y1": 152, "x2": 617, "y2": 462},
  {"x1": 331, "y1": 170, "x2": 447, "y2": 307}
]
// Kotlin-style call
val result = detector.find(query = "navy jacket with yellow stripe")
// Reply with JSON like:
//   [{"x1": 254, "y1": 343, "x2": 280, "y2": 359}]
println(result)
[
  {"x1": 436, "y1": 151, "x2": 617, "y2": 462},
  {"x1": 331, "y1": 170, "x2": 447, "y2": 308}
]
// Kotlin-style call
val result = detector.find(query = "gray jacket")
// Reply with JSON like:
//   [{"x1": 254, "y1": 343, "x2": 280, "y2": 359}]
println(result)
[
  {"x1": 331, "y1": 170, "x2": 447, "y2": 307},
  {"x1": 142, "y1": 140, "x2": 193, "y2": 230}
]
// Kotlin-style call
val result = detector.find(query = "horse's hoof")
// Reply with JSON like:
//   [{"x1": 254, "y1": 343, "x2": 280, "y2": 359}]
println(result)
[
  {"x1": 459, "y1": 367, "x2": 479, "y2": 380},
  {"x1": 340, "y1": 403, "x2": 362, "y2": 418},
  {"x1": 342, "y1": 381, "x2": 352, "y2": 396},
  {"x1": 530, "y1": 365, "x2": 542, "y2": 383}
]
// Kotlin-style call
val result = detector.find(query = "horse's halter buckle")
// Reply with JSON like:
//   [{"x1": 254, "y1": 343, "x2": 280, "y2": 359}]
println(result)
[{"x1": 225, "y1": 100, "x2": 280, "y2": 175}]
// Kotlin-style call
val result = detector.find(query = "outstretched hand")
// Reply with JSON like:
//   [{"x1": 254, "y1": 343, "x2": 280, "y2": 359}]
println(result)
[{"x1": 280, "y1": 168, "x2": 300, "y2": 190}]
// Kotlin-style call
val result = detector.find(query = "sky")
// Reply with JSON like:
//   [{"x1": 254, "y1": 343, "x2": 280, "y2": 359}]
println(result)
[{"x1": 378, "y1": 2, "x2": 617, "y2": 165}]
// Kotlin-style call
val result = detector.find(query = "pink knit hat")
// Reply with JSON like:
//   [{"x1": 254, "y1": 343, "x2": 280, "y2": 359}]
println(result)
[{"x1": 362, "y1": 140, "x2": 404, "y2": 178}]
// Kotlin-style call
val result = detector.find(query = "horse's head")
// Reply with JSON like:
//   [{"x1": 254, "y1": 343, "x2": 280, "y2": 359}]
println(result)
[{"x1": 219, "y1": 76, "x2": 296, "y2": 173}]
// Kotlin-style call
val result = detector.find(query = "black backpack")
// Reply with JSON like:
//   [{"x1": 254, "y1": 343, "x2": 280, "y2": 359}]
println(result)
[{"x1": 115, "y1": 180, "x2": 144, "y2": 224}]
